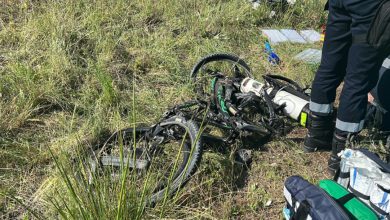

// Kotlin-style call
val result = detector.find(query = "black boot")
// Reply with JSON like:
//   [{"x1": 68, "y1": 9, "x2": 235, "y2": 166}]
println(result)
[
  {"x1": 327, "y1": 132, "x2": 354, "y2": 175},
  {"x1": 303, "y1": 112, "x2": 334, "y2": 153}
]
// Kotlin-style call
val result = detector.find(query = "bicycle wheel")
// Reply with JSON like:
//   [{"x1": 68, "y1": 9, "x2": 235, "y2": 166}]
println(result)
[
  {"x1": 88, "y1": 116, "x2": 202, "y2": 205},
  {"x1": 190, "y1": 53, "x2": 253, "y2": 101}
]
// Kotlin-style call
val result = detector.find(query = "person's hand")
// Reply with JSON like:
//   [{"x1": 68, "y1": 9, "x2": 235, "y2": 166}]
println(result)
[{"x1": 368, "y1": 93, "x2": 374, "y2": 103}]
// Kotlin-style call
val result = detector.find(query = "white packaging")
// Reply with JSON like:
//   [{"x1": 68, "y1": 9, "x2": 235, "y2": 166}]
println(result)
[
  {"x1": 370, "y1": 176, "x2": 390, "y2": 216},
  {"x1": 337, "y1": 159, "x2": 350, "y2": 187},
  {"x1": 349, "y1": 167, "x2": 376, "y2": 203},
  {"x1": 337, "y1": 149, "x2": 390, "y2": 215},
  {"x1": 347, "y1": 160, "x2": 383, "y2": 204},
  {"x1": 337, "y1": 149, "x2": 355, "y2": 187}
]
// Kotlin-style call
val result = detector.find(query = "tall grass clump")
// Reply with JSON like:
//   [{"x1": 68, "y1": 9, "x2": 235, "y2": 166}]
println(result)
[
  {"x1": 44, "y1": 146, "x2": 145, "y2": 219},
  {"x1": 38, "y1": 118, "x2": 204, "y2": 219}
]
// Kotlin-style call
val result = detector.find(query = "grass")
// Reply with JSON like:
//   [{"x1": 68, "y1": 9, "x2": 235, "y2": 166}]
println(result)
[{"x1": 4, "y1": 0, "x2": 386, "y2": 219}]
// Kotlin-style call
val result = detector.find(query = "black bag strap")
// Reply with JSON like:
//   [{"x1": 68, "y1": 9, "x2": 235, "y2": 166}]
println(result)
[
  {"x1": 333, "y1": 167, "x2": 341, "y2": 181},
  {"x1": 378, "y1": 184, "x2": 390, "y2": 193},
  {"x1": 348, "y1": 186, "x2": 370, "y2": 200},
  {"x1": 339, "y1": 171, "x2": 350, "y2": 179},
  {"x1": 292, "y1": 200, "x2": 311, "y2": 220},
  {"x1": 369, "y1": 201, "x2": 389, "y2": 216},
  {"x1": 336, "y1": 193, "x2": 355, "y2": 205}
]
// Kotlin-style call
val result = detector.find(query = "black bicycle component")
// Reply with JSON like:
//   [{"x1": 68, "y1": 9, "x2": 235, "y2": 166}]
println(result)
[
  {"x1": 100, "y1": 154, "x2": 149, "y2": 169},
  {"x1": 189, "y1": 53, "x2": 295, "y2": 140},
  {"x1": 88, "y1": 116, "x2": 202, "y2": 205},
  {"x1": 263, "y1": 74, "x2": 310, "y2": 101},
  {"x1": 190, "y1": 53, "x2": 253, "y2": 100},
  {"x1": 263, "y1": 74, "x2": 305, "y2": 92},
  {"x1": 190, "y1": 53, "x2": 253, "y2": 79}
]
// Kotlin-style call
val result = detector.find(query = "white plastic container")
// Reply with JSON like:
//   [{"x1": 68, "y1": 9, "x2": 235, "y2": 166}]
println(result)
[
  {"x1": 270, "y1": 90, "x2": 308, "y2": 120},
  {"x1": 240, "y1": 78, "x2": 309, "y2": 121}
]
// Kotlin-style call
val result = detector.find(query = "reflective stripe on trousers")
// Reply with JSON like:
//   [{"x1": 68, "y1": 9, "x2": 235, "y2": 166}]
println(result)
[
  {"x1": 309, "y1": 101, "x2": 333, "y2": 114},
  {"x1": 336, "y1": 119, "x2": 365, "y2": 133}
]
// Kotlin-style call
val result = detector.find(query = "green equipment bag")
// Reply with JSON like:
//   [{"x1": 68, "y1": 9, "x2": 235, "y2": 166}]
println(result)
[{"x1": 319, "y1": 179, "x2": 378, "y2": 220}]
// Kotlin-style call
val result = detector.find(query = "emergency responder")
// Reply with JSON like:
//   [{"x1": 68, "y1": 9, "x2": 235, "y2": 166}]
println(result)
[{"x1": 303, "y1": 0, "x2": 388, "y2": 174}]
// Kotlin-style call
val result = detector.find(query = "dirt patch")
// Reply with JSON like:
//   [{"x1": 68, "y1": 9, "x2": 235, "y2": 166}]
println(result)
[{"x1": 234, "y1": 138, "x2": 331, "y2": 219}]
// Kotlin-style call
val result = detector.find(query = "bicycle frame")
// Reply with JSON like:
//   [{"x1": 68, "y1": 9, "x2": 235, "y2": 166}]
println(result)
[{"x1": 162, "y1": 73, "x2": 311, "y2": 148}]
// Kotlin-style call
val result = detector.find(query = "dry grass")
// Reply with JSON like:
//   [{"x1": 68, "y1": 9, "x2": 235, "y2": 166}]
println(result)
[{"x1": 2, "y1": 0, "x2": 369, "y2": 219}]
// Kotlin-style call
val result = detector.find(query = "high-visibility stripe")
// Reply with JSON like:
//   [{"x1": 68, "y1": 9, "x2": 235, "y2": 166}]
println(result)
[
  {"x1": 336, "y1": 119, "x2": 365, "y2": 133},
  {"x1": 300, "y1": 112, "x2": 308, "y2": 127},
  {"x1": 309, "y1": 101, "x2": 333, "y2": 114},
  {"x1": 382, "y1": 58, "x2": 390, "y2": 69}
]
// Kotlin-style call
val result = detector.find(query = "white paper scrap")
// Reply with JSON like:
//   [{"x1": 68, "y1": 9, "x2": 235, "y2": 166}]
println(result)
[
  {"x1": 294, "y1": 49, "x2": 322, "y2": 64},
  {"x1": 262, "y1": 29, "x2": 289, "y2": 45},
  {"x1": 280, "y1": 29, "x2": 307, "y2": 43},
  {"x1": 300, "y1": 30, "x2": 321, "y2": 43}
]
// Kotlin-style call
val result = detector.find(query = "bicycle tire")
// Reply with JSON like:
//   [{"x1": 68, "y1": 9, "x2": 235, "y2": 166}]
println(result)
[
  {"x1": 89, "y1": 116, "x2": 203, "y2": 205},
  {"x1": 148, "y1": 116, "x2": 202, "y2": 204},
  {"x1": 190, "y1": 53, "x2": 253, "y2": 100},
  {"x1": 190, "y1": 53, "x2": 253, "y2": 80}
]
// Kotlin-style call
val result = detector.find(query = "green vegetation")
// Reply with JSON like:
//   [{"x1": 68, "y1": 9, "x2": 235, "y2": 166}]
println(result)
[{"x1": 0, "y1": 0, "x2": 353, "y2": 219}]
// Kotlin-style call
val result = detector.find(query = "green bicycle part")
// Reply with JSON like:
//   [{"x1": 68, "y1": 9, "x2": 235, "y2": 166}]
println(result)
[
  {"x1": 210, "y1": 78, "x2": 217, "y2": 106},
  {"x1": 217, "y1": 86, "x2": 228, "y2": 114}
]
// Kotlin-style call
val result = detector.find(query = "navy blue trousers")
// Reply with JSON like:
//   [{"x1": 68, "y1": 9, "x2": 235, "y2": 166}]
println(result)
[{"x1": 310, "y1": 0, "x2": 385, "y2": 133}]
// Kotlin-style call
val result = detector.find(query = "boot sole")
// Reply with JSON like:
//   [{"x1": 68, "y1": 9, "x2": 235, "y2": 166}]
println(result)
[{"x1": 303, "y1": 137, "x2": 332, "y2": 153}]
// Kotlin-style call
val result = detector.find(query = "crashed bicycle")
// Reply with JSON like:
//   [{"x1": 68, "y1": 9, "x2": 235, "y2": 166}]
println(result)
[{"x1": 84, "y1": 53, "x2": 389, "y2": 205}]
